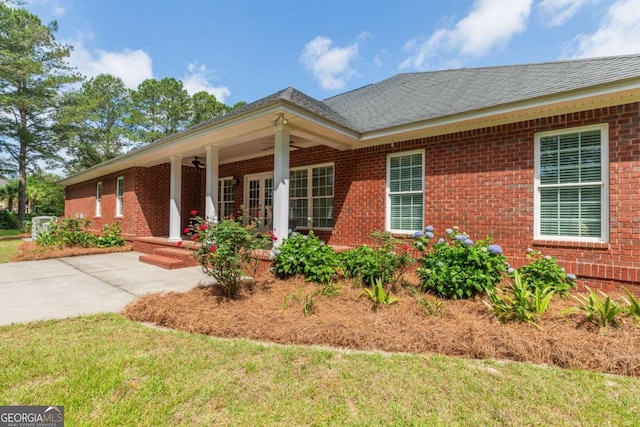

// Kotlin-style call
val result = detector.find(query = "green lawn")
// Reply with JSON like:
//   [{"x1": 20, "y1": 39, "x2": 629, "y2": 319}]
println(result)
[
  {"x1": 0, "y1": 238, "x2": 21, "y2": 263},
  {"x1": 1, "y1": 314, "x2": 639, "y2": 426},
  {"x1": 0, "y1": 229, "x2": 22, "y2": 237}
]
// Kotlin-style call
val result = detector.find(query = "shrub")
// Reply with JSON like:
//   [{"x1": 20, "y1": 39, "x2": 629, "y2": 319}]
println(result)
[
  {"x1": 186, "y1": 215, "x2": 271, "y2": 299},
  {"x1": 95, "y1": 222, "x2": 126, "y2": 248},
  {"x1": 340, "y1": 231, "x2": 412, "y2": 287},
  {"x1": 568, "y1": 287, "x2": 624, "y2": 327},
  {"x1": 413, "y1": 226, "x2": 507, "y2": 299},
  {"x1": 0, "y1": 210, "x2": 18, "y2": 229},
  {"x1": 37, "y1": 216, "x2": 96, "y2": 248},
  {"x1": 272, "y1": 231, "x2": 338, "y2": 285},
  {"x1": 515, "y1": 249, "x2": 577, "y2": 296},
  {"x1": 361, "y1": 278, "x2": 399, "y2": 306}
]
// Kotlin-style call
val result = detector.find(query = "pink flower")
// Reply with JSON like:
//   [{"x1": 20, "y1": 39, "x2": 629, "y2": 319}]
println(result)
[
  {"x1": 176, "y1": 241, "x2": 183, "y2": 247},
  {"x1": 209, "y1": 245, "x2": 217, "y2": 252},
  {"x1": 184, "y1": 227, "x2": 190, "y2": 234},
  {"x1": 199, "y1": 224, "x2": 208, "y2": 230},
  {"x1": 190, "y1": 209, "x2": 198, "y2": 216},
  {"x1": 191, "y1": 234, "x2": 199, "y2": 241}
]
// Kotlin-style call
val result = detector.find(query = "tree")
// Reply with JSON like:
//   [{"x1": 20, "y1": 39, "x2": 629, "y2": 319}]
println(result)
[
  {"x1": 26, "y1": 172, "x2": 64, "y2": 215},
  {"x1": 127, "y1": 77, "x2": 190, "y2": 145},
  {"x1": 56, "y1": 74, "x2": 132, "y2": 174},
  {"x1": 189, "y1": 91, "x2": 227, "y2": 127},
  {"x1": 0, "y1": 4, "x2": 79, "y2": 222}
]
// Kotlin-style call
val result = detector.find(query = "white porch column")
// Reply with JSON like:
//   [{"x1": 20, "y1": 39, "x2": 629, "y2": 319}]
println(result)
[
  {"x1": 272, "y1": 122, "x2": 290, "y2": 245},
  {"x1": 168, "y1": 155, "x2": 183, "y2": 241},
  {"x1": 205, "y1": 146, "x2": 219, "y2": 222}
]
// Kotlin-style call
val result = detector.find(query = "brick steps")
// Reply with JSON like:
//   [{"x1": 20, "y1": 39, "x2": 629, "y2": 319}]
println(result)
[{"x1": 138, "y1": 246, "x2": 198, "y2": 269}]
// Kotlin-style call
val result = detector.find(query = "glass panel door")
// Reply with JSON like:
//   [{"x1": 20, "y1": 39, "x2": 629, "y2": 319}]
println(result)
[{"x1": 245, "y1": 173, "x2": 273, "y2": 231}]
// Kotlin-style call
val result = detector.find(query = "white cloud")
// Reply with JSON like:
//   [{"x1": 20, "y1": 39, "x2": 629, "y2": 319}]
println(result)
[
  {"x1": 538, "y1": 0, "x2": 596, "y2": 26},
  {"x1": 69, "y1": 38, "x2": 153, "y2": 88},
  {"x1": 300, "y1": 36, "x2": 359, "y2": 90},
  {"x1": 182, "y1": 62, "x2": 231, "y2": 103},
  {"x1": 400, "y1": 0, "x2": 533, "y2": 69},
  {"x1": 568, "y1": 0, "x2": 640, "y2": 58},
  {"x1": 26, "y1": 0, "x2": 66, "y2": 16}
]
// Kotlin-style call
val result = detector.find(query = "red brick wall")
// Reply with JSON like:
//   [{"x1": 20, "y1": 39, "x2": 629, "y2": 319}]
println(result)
[{"x1": 134, "y1": 164, "x2": 170, "y2": 236}]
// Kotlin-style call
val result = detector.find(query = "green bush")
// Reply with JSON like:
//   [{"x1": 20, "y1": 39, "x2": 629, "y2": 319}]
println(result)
[
  {"x1": 272, "y1": 231, "x2": 338, "y2": 285},
  {"x1": 568, "y1": 287, "x2": 624, "y2": 327},
  {"x1": 414, "y1": 226, "x2": 507, "y2": 299},
  {"x1": 340, "y1": 231, "x2": 412, "y2": 287},
  {"x1": 0, "y1": 210, "x2": 18, "y2": 229},
  {"x1": 36, "y1": 217, "x2": 125, "y2": 249},
  {"x1": 186, "y1": 215, "x2": 271, "y2": 298},
  {"x1": 514, "y1": 249, "x2": 577, "y2": 296}
]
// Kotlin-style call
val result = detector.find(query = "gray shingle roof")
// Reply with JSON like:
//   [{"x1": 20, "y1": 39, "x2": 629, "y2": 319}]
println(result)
[{"x1": 322, "y1": 54, "x2": 640, "y2": 133}]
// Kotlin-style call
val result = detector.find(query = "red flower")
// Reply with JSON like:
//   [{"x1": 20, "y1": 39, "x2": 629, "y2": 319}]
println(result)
[
  {"x1": 176, "y1": 241, "x2": 183, "y2": 247},
  {"x1": 183, "y1": 227, "x2": 190, "y2": 234},
  {"x1": 402, "y1": 244, "x2": 410, "y2": 251},
  {"x1": 190, "y1": 209, "x2": 198, "y2": 216},
  {"x1": 191, "y1": 234, "x2": 199, "y2": 241},
  {"x1": 199, "y1": 224, "x2": 208, "y2": 230},
  {"x1": 209, "y1": 245, "x2": 217, "y2": 252},
  {"x1": 271, "y1": 235, "x2": 277, "y2": 241}
]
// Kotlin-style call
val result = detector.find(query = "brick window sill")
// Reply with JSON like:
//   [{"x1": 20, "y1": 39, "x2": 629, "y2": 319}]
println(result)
[{"x1": 533, "y1": 240, "x2": 610, "y2": 250}]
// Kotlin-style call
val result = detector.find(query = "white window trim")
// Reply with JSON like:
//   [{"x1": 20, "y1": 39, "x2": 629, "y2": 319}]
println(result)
[
  {"x1": 96, "y1": 181, "x2": 102, "y2": 218},
  {"x1": 534, "y1": 123, "x2": 609, "y2": 243},
  {"x1": 115, "y1": 176, "x2": 124, "y2": 218},
  {"x1": 218, "y1": 176, "x2": 235, "y2": 219},
  {"x1": 386, "y1": 149, "x2": 425, "y2": 234}
]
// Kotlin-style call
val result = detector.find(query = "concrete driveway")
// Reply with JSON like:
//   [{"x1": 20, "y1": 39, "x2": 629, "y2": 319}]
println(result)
[{"x1": 0, "y1": 251, "x2": 209, "y2": 326}]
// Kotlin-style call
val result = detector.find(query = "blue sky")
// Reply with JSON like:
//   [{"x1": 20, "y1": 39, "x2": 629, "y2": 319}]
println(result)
[{"x1": 24, "y1": 0, "x2": 640, "y2": 106}]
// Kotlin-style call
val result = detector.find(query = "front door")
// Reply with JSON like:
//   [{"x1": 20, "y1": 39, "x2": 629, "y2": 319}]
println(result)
[{"x1": 245, "y1": 173, "x2": 274, "y2": 231}]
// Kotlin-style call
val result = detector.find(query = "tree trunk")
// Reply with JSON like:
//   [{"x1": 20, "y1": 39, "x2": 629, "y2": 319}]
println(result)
[{"x1": 18, "y1": 109, "x2": 28, "y2": 224}]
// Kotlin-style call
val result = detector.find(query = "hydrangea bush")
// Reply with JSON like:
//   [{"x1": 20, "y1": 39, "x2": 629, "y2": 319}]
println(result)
[
  {"x1": 184, "y1": 211, "x2": 272, "y2": 298},
  {"x1": 512, "y1": 249, "x2": 577, "y2": 296},
  {"x1": 413, "y1": 226, "x2": 507, "y2": 299},
  {"x1": 340, "y1": 231, "x2": 412, "y2": 287},
  {"x1": 36, "y1": 217, "x2": 125, "y2": 248},
  {"x1": 271, "y1": 231, "x2": 338, "y2": 285}
]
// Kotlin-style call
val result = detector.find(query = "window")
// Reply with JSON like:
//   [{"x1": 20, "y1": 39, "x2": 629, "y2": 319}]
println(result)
[
  {"x1": 535, "y1": 124, "x2": 608, "y2": 241},
  {"x1": 387, "y1": 151, "x2": 424, "y2": 233},
  {"x1": 289, "y1": 164, "x2": 334, "y2": 229},
  {"x1": 96, "y1": 181, "x2": 102, "y2": 217},
  {"x1": 218, "y1": 178, "x2": 235, "y2": 219},
  {"x1": 116, "y1": 176, "x2": 124, "y2": 217}
]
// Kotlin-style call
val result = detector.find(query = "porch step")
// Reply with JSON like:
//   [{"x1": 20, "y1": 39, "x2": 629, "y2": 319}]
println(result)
[
  {"x1": 154, "y1": 247, "x2": 198, "y2": 262},
  {"x1": 139, "y1": 253, "x2": 197, "y2": 269}
]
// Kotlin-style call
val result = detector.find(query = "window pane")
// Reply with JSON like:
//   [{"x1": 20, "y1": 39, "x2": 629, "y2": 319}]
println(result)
[
  {"x1": 313, "y1": 197, "x2": 333, "y2": 228},
  {"x1": 540, "y1": 130, "x2": 601, "y2": 185},
  {"x1": 389, "y1": 153, "x2": 423, "y2": 231},
  {"x1": 390, "y1": 194, "x2": 423, "y2": 231},
  {"x1": 290, "y1": 170, "x2": 307, "y2": 198},
  {"x1": 389, "y1": 153, "x2": 422, "y2": 193},
  {"x1": 539, "y1": 186, "x2": 601, "y2": 238},
  {"x1": 290, "y1": 199, "x2": 308, "y2": 228}
]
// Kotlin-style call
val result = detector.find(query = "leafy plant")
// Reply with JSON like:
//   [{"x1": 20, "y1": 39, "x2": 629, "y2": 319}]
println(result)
[
  {"x1": 94, "y1": 222, "x2": 126, "y2": 248},
  {"x1": 361, "y1": 278, "x2": 399, "y2": 306},
  {"x1": 515, "y1": 249, "x2": 577, "y2": 296},
  {"x1": 414, "y1": 226, "x2": 507, "y2": 299},
  {"x1": 484, "y1": 270, "x2": 555, "y2": 326},
  {"x1": 272, "y1": 231, "x2": 338, "y2": 285},
  {"x1": 568, "y1": 287, "x2": 624, "y2": 327},
  {"x1": 36, "y1": 216, "x2": 96, "y2": 248},
  {"x1": 283, "y1": 292, "x2": 315, "y2": 316},
  {"x1": 340, "y1": 231, "x2": 412, "y2": 287},
  {"x1": 316, "y1": 282, "x2": 340, "y2": 298},
  {"x1": 621, "y1": 288, "x2": 640, "y2": 322},
  {"x1": 187, "y1": 215, "x2": 271, "y2": 298}
]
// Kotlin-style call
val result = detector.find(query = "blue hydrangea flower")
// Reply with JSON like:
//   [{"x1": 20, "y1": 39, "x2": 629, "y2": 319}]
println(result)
[
  {"x1": 455, "y1": 234, "x2": 467, "y2": 241},
  {"x1": 445, "y1": 228, "x2": 453, "y2": 235},
  {"x1": 488, "y1": 244, "x2": 503, "y2": 255},
  {"x1": 567, "y1": 273, "x2": 577, "y2": 280},
  {"x1": 437, "y1": 261, "x2": 444, "y2": 267},
  {"x1": 416, "y1": 241, "x2": 424, "y2": 248},
  {"x1": 274, "y1": 249, "x2": 281, "y2": 256},
  {"x1": 302, "y1": 235, "x2": 308, "y2": 240},
  {"x1": 425, "y1": 231, "x2": 434, "y2": 239},
  {"x1": 414, "y1": 231, "x2": 423, "y2": 238},
  {"x1": 463, "y1": 238, "x2": 474, "y2": 246},
  {"x1": 292, "y1": 232, "x2": 298, "y2": 237},
  {"x1": 437, "y1": 238, "x2": 445, "y2": 244},
  {"x1": 508, "y1": 267, "x2": 515, "y2": 274},
  {"x1": 425, "y1": 225, "x2": 434, "y2": 232}
]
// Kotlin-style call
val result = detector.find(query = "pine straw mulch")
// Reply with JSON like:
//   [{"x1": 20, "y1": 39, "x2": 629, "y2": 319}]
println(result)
[
  {"x1": 123, "y1": 273, "x2": 640, "y2": 378},
  {"x1": 10, "y1": 241, "x2": 134, "y2": 262}
]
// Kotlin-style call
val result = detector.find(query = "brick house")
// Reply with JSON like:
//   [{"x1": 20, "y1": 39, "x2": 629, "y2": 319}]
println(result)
[{"x1": 60, "y1": 55, "x2": 640, "y2": 288}]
